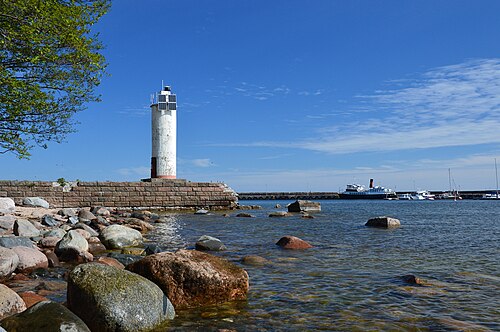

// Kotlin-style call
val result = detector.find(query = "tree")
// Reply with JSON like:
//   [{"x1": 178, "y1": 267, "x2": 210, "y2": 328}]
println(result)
[{"x1": 0, "y1": 0, "x2": 110, "y2": 158}]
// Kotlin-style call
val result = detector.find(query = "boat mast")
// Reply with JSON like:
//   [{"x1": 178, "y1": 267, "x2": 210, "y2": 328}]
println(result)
[
  {"x1": 448, "y1": 168, "x2": 452, "y2": 193},
  {"x1": 495, "y1": 158, "x2": 499, "y2": 197}
]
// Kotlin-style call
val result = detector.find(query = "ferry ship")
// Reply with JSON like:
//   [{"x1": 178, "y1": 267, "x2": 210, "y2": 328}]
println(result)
[{"x1": 339, "y1": 179, "x2": 398, "y2": 199}]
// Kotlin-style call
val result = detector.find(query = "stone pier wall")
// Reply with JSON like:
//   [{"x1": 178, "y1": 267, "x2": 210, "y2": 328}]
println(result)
[{"x1": 0, "y1": 179, "x2": 238, "y2": 210}]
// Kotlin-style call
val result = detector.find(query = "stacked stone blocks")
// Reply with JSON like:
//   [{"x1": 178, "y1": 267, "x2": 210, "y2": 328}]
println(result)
[{"x1": 0, "y1": 180, "x2": 237, "y2": 210}]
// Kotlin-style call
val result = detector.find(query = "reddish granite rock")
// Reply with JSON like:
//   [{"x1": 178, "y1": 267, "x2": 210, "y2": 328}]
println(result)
[
  {"x1": 18, "y1": 291, "x2": 49, "y2": 308},
  {"x1": 43, "y1": 250, "x2": 61, "y2": 268},
  {"x1": 276, "y1": 236, "x2": 313, "y2": 249},
  {"x1": 127, "y1": 249, "x2": 249, "y2": 309},
  {"x1": 11, "y1": 246, "x2": 48, "y2": 272},
  {"x1": 96, "y1": 257, "x2": 125, "y2": 269}
]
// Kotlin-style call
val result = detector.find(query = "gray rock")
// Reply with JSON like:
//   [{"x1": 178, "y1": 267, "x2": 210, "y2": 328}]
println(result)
[
  {"x1": 1, "y1": 300, "x2": 90, "y2": 332},
  {"x1": 22, "y1": 197, "x2": 50, "y2": 209},
  {"x1": 365, "y1": 216, "x2": 401, "y2": 228},
  {"x1": 269, "y1": 211, "x2": 291, "y2": 217},
  {"x1": 78, "y1": 209, "x2": 96, "y2": 221},
  {"x1": 68, "y1": 216, "x2": 79, "y2": 225},
  {"x1": 67, "y1": 263, "x2": 175, "y2": 332},
  {"x1": 145, "y1": 244, "x2": 163, "y2": 255},
  {"x1": 13, "y1": 219, "x2": 40, "y2": 238},
  {"x1": 41, "y1": 214, "x2": 60, "y2": 227},
  {"x1": 195, "y1": 235, "x2": 227, "y2": 251},
  {"x1": 72, "y1": 223, "x2": 99, "y2": 237},
  {"x1": 100, "y1": 225, "x2": 143, "y2": 250},
  {"x1": 92, "y1": 207, "x2": 110, "y2": 217},
  {"x1": 44, "y1": 228, "x2": 67, "y2": 238},
  {"x1": 0, "y1": 198, "x2": 15, "y2": 214},
  {"x1": 0, "y1": 236, "x2": 34, "y2": 248},
  {"x1": 58, "y1": 208, "x2": 77, "y2": 217},
  {"x1": 0, "y1": 247, "x2": 19, "y2": 278},
  {"x1": 287, "y1": 200, "x2": 321, "y2": 212},
  {"x1": 55, "y1": 230, "x2": 89, "y2": 256},
  {"x1": 0, "y1": 284, "x2": 27, "y2": 320},
  {"x1": 106, "y1": 253, "x2": 143, "y2": 266},
  {"x1": 11, "y1": 246, "x2": 48, "y2": 272},
  {"x1": 194, "y1": 209, "x2": 209, "y2": 215},
  {"x1": 0, "y1": 215, "x2": 16, "y2": 231},
  {"x1": 235, "y1": 212, "x2": 255, "y2": 218}
]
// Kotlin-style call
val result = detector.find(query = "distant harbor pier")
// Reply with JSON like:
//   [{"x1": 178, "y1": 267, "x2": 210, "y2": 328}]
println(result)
[
  {"x1": 237, "y1": 190, "x2": 495, "y2": 200},
  {"x1": 238, "y1": 192, "x2": 340, "y2": 200}
]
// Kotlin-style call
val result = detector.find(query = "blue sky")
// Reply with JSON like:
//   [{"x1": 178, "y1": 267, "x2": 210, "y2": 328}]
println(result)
[{"x1": 2, "y1": 0, "x2": 500, "y2": 192}]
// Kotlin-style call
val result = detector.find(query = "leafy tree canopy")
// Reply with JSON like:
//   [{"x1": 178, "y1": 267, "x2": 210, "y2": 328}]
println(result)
[{"x1": 0, "y1": 0, "x2": 110, "y2": 158}]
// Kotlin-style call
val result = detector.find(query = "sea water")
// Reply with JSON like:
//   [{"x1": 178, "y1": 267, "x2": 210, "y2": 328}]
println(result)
[{"x1": 147, "y1": 200, "x2": 500, "y2": 331}]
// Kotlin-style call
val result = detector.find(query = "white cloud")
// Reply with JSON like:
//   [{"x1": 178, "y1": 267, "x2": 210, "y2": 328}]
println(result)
[
  {"x1": 225, "y1": 58, "x2": 500, "y2": 155},
  {"x1": 192, "y1": 158, "x2": 214, "y2": 167}
]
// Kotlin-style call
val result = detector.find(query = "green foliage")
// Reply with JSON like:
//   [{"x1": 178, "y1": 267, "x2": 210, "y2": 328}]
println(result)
[
  {"x1": 57, "y1": 177, "x2": 67, "y2": 186},
  {"x1": 0, "y1": 0, "x2": 110, "y2": 158}
]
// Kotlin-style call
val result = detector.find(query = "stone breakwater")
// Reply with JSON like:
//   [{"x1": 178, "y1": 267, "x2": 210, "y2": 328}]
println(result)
[
  {"x1": 0, "y1": 202, "x2": 249, "y2": 331},
  {"x1": 0, "y1": 179, "x2": 238, "y2": 210}
]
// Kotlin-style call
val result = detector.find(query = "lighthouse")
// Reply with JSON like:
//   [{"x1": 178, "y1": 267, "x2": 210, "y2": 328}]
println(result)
[{"x1": 151, "y1": 85, "x2": 177, "y2": 179}]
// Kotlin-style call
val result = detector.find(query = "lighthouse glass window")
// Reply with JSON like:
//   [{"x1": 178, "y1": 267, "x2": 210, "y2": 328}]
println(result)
[{"x1": 168, "y1": 94, "x2": 176, "y2": 103}]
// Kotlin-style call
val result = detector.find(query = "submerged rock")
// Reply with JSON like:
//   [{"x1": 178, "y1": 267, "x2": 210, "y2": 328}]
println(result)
[
  {"x1": 67, "y1": 263, "x2": 175, "y2": 332},
  {"x1": 127, "y1": 249, "x2": 249, "y2": 309},
  {"x1": 287, "y1": 200, "x2": 321, "y2": 213},
  {"x1": 365, "y1": 216, "x2": 401, "y2": 228},
  {"x1": 241, "y1": 255, "x2": 269, "y2": 266},
  {"x1": 276, "y1": 236, "x2": 313, "y2": 249},
  {"x1": 1, "y1": 301, "x2": 90, "y2": 332},
  {"x1": 235, "y1": 212, "x2": 255, "y2": 218},
  {"x1": 269, "y1": 211, "x2": 290, "y2": 217},
  {"x1": 195, "y1": 235, "x2": 226, "y2": 251}
]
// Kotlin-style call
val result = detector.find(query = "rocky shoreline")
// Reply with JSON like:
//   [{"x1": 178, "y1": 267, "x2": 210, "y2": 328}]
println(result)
[{"x1": 0, "y1": 197, "x2": 251, "y2": 331}]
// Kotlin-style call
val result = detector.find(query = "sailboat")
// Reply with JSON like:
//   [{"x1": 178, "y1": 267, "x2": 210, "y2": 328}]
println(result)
[
  {"x1": 481, "y1": 158, "x2": 500, "y2": 200},
  {"x1": 437, "y1": 168, "x2": 462, "y2": 200}
]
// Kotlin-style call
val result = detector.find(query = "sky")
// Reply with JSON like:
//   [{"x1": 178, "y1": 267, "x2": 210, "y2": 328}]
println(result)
[{"x1": 2, "y1": 0, "x2": 500, "y2": 192}]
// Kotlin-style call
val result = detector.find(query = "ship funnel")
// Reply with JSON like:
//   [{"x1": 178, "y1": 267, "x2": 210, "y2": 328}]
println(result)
[{"x1": 369, "y1": 179, "x2": 374, "y2": 188}]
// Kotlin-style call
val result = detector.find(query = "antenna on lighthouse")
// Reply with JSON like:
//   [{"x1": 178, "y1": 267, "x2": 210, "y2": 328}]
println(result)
[{"x1": 150, "y1": 94, "x2": 154, "y2": 105}]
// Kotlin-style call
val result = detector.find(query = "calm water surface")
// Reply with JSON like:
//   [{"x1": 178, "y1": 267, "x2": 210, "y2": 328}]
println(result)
[{"x1": 147, "y1": 200, "x2": 500, "y2": 331}]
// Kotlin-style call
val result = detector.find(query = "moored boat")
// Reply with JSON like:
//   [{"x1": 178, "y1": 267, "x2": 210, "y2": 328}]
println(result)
[{"x1": 340, "y1": 179, "x2": 397, "y2": 200}]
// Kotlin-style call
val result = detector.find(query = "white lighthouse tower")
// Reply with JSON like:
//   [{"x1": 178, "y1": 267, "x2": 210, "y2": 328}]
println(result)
[{"x1": 151, "y1": 85, "x2": 177, "y2": 179}]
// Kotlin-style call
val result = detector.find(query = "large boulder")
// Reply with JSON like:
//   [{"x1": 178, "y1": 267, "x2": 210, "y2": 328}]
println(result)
[
  {"x1": 276, "y1": 236, "x2": 313, "y2": 249},
  {"x1": 67, "y1": 263, "x2": 174, "y2": 332},
  {"x1": 127, "y1": 249, "x2": 249, "y2": 309},
  {"x1": 0, "y1": 301, "x2": 90, "y2": 332},
  {"x1": 0, "y1": 247, "x2": 19, "y2": 279},
  {"x1": 11, "y1": 246, "x2": 48, "y2": 272},
  {"x1": 287, "y1": 200, "x2": 321, "y2": 212},
  {"x1": 0, "y1": 198, "x2": 15, "y2": 214},
  {"x1": 365, "y1": 216, "x2": 401, "y2": 228},
  {"x1": 0, "y1": 284, "x2": 27, "y2": 320},
  {"x1": 22, "y1": 197, "x2": 49, "y2": 209},
  {"x1": 195, "y1": 235, "x2": 226, "y2": 251},
  {"x1": 13, "y1": 219, "x2": 40, "y2": 238},
  {"x1": 100, "y1": 224, "x2": 143, "y2": 250}
]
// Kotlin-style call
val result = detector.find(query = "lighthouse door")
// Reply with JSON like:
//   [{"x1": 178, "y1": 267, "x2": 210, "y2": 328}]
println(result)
[{"x1": 151, "y1": 157, "x2": 157, "y2": 178}]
